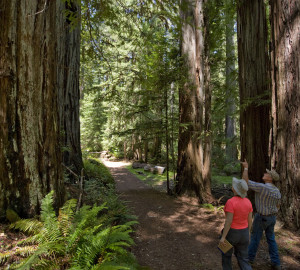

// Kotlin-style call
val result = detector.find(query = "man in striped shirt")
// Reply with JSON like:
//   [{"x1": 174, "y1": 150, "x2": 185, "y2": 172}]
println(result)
[{"x1": 241, "y1": 160, "x2": 281, "y2": 270}]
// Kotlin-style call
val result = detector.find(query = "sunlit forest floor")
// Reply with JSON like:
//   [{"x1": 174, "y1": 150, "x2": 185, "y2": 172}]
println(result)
[
  {"x1": 103, "y1": 159, "x2": 300, "y2": 270},
  {"x1": 1, "y1": 159, "x2": 299, "y2": 269}
]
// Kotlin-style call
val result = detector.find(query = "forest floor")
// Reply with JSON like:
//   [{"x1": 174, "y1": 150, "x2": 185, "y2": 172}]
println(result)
[
  {"x1": 0, "y1": 159, "x2": 299, "y2": 269},
  {"x1": 103, "y1": 159, "x2": 300, "y2": 270}
]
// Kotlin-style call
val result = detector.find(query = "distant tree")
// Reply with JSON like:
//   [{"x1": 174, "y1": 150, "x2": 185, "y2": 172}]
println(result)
[
  {"x1": 237, "y1": 0, "x2": 270, "y2": 182},
  {"x1": 176, "y1": 0, "x2": 213, "y2": 202},
  {"x1": 225, "y1": 0, "x2": 238, "y2": 163},
  {"x1": 80, "y1": 0, "x2": 180, "y2": 170},
  {"x1": 269, "y1": 0, "x2": 300, "y2": 229},
  {"x1": 0, "y1": 0, "x2": 80, "y2": 218},
  {"x1": 209, "y1": 0, "x2": 228, "y2": 170}
]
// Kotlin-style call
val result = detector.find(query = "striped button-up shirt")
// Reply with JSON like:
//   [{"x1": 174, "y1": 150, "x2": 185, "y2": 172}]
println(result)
[{"x1": 248, "y1": 180, "x2": 281, "y2": 215}]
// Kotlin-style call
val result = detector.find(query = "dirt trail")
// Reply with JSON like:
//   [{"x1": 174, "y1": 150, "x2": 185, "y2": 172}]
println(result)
[{"x1": 103, "y1": 160, "x2": 300, "y2": 270}]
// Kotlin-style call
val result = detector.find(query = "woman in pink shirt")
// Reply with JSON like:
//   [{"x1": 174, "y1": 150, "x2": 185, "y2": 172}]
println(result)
[{"x1": 219, "y1": 177, "x2": 253, "y2": 270}]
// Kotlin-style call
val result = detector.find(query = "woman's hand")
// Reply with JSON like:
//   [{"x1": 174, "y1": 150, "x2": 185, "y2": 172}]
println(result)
[
  {"x1": 219, "y1": 236, "x2": 226, "y2": 245},
  {"x1": 219, "y1": 236, "x2": 227, "y2": 249}
]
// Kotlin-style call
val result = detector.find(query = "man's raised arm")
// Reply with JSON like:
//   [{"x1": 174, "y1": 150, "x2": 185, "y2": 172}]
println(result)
[{"x1": 241, "y1": 160, "x2": 249, "y2": 183}]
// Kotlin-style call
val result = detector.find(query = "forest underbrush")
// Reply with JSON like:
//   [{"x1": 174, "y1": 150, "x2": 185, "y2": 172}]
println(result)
[
  {"x1": 1, "y1": 158, "x2": 300, "y2": 269},
  {"x1": 0, "y1": 158, "x2": 141, "y2": 269}
]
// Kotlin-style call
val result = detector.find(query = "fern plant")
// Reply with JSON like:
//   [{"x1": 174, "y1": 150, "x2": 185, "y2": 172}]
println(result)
[{"x1": 6, "y1": 191, "x2": 138, "y2": 270}]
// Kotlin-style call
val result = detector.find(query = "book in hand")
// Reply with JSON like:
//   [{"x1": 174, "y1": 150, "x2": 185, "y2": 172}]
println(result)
[{"x1": 218, "y1": 239, "x2": 233, "y2": 254}]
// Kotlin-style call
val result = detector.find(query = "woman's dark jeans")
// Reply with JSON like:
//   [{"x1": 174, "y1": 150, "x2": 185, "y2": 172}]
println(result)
[{"x1": 222, "y1": 227, "x2": 252, "y2": 270}]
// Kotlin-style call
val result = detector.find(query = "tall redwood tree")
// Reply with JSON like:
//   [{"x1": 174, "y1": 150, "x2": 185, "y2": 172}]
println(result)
[
  {"x1": 176, "y1": 0, "x2": 212, "y2": 203},
  {"x1": 225, "y1": 0, "x2": 238, "y2": 163},
  {"x1": 237, "y1": 0, "x2": 270, "y2": 182},
  {"x1": 0, "y1": 0, "x2": 81, "y2": 218},
  {"x1": 58, "y1": 1, "x2": 83, "y2": 177},
  {"x1": 269, "y1": 0, "x2": 300, "y2": 229}
]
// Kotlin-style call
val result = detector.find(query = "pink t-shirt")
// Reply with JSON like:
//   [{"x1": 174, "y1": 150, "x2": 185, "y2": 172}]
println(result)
[{"x1": 224, "y1": 196, "x2": 253, "y2": 229}]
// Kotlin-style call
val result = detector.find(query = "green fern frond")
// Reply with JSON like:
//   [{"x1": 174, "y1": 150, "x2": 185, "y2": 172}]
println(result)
[
  {"x1": 105, "y1": 222, "x2": 137, "y2": 248},
  {"x1": 37, "y1": 227, "x2": 63, "y2": 246},
  {"x1": 97, "y1": 249, "x2": 141, "y2": 270},
  {"x1": 37, "y1": 192, "x2": 62, "y2": 245},
  {"x1": 13, "y1": 242, "x2": 65, "y2": 270},
  {"x1": 17, "y1": 233, "x2": 43, "y2": 246},
  {"x1": 58, "y1": 198, "x2": 77, "y2": 237},
  {"x1": 8, "y1": 190, "x2": 138, "y2": 270},
  {"x1": 71, "y1": 223, "x2": 135, "y2": 269},
  {"x1": 75, "y1": 203, "x2": 107, "y2": 228},
  {"x1": 28, "y1": 257, "x2": 61, "y2": 270},
  {"x1": 0, "y1": 251, "x2": 11, "y2": 265},
  {"x1": 10, "y1": 219, "x2": 43, "y2": 235},
  {"x1": 67, "y1": 204, "x2": 106, "y2": 250},
  {"x1": 15, "y1": 246, "x2": 37, "y2": 257},
  {"x1": 96, "y1": 260, "x2": 131, "y2": 269},
  {"x1": 40, "y1": 191, "x2": 56, "y2": 223},
  {"x1": 70, "y1": 225, "x2": 111, "y2": 268}
]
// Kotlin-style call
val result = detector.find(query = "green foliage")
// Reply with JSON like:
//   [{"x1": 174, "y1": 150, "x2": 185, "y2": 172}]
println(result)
[
  {"x1": 83, "y1": 158, "x2": 136, "y2": 225},
  {"x1": 84, "y1": 159, "x2": 114, "y2": 186},
  {"x1": 110, "y1": 149, "x2": 125, "y2": 160},
  {"x1": 212, "y1": 175, "x2": 232, "y2": 185},
  {"x1": 80, "y1": 0, "x2": 180, "y2": 165},
  {"x1": 79, "y1": 0, "x2": 244, "y2": 179},
  {"x1": 0, "y1": 252, "x2": 10, "y2": 265},
  {"x1": 201, "y1": 204, "x2": 215, "y2": 211},
  {"x1": 209, "y1": 0, "x2": 240, "y2": 170},
  {"x1": 223, "y1": 161, "x2": 240, "y2": 176},
  {"x1": 80, "y1": 92, "x2": 107, "y2": 151},
  {"x1": 127, "y1": 165, "x2": 175, "y2": 190},
  {"x1": 6, "y1": 192, "x2": 138, "y2": 269}
]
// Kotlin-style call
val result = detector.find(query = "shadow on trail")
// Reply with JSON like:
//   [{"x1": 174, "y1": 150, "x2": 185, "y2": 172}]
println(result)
[
  {"x1": 103, "y1": 161, "x2": 300, "y2": 270},
  {"x1": 106, "y1": 163, "x2": 224, "y2": 270}
]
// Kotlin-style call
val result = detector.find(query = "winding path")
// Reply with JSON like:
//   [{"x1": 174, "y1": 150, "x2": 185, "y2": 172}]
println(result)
[
  {"x1": 102, "y1": 159, "x2": 300, "y2": 270},
  {"x1": 102, "y1": 159, "x2": 226, "y2": 270}
]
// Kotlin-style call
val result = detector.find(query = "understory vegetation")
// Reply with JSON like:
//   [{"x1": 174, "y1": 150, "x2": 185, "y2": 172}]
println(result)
[
  {"x1": 127, "y1": 164, "x2": 233, "y2": 188},
  {"x1": 0, "y1": 159, "x2": 140, "y2": 270}
]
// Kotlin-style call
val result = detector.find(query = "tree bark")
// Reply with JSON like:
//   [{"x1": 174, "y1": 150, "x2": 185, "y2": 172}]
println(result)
[
  {"x1": 225, "y1": 0, "x2": 238, "y2": 163},
  {"x1": 57, "y1": 1, "x2": 83, "y2": 177},
  {"x1": 138, "y1": 135, "x2": 143, "y2": 162},
  {"x1": 151, "y1": 135, "x2": 162, "y2": 163},
  {"x1": 270, "y1": 0, "x2": 300, "y2": 229},
  {"x1": 123, "y1": 141, "x2": 127, "y2": 160},
  {"x1": 176, "y1": 0, "x2": 212, "y2": 203},
  {"x1": 144, "y1": 139, "x2": 148, "y2": 163},
  {"x1": 237, "y1": 0, "x2": 271, "y2": 182},
  {"x1": 0, "y1": 0, "x2": 68, "y2": 218}
]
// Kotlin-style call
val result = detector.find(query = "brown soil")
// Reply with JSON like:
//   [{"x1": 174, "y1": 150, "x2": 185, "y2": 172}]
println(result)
[
  {"x1": 0, "y1": 160, "x2": 299, "y2": 270},
  {"x1": 103, "y1": 160, "x2": 300, "y2": 270}
]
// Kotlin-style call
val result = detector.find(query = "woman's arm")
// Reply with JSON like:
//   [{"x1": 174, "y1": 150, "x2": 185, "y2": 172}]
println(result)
[
  {"x1": 248, "y1": 212, "x2": 253, "y2": 233},
  {"x1": 220, "y1": 212, "x2": 233, "y2": 243}
]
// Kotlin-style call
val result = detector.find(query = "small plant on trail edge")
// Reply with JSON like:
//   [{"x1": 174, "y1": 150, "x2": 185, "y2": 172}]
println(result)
[
  {"x1": 3, "y1": 191, "x2": 139, "y2": 270},
  {"x1": 201, "y1": 203, "x2": 215, "y2": 211}
]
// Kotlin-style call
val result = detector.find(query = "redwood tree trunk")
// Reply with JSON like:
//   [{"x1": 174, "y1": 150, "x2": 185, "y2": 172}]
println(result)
[
  {"x1": 225, "y1": 0, "x2": 238, "y2": 163},
  {"x1": 237, "y1": 0, "x2": 270, "y2": 182},
  {"x1": 270, "y1": 0, "x2": 300, "y2": 229},
  {"x1": 176, "y1": 0, "x2": 212, "y2": 203},
  {"x1": 0, "y1": 0, "x2": 80, "y2": 218},
  {"x1": 58, "y1": 1, "x2": 83, "y2": 177}
]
